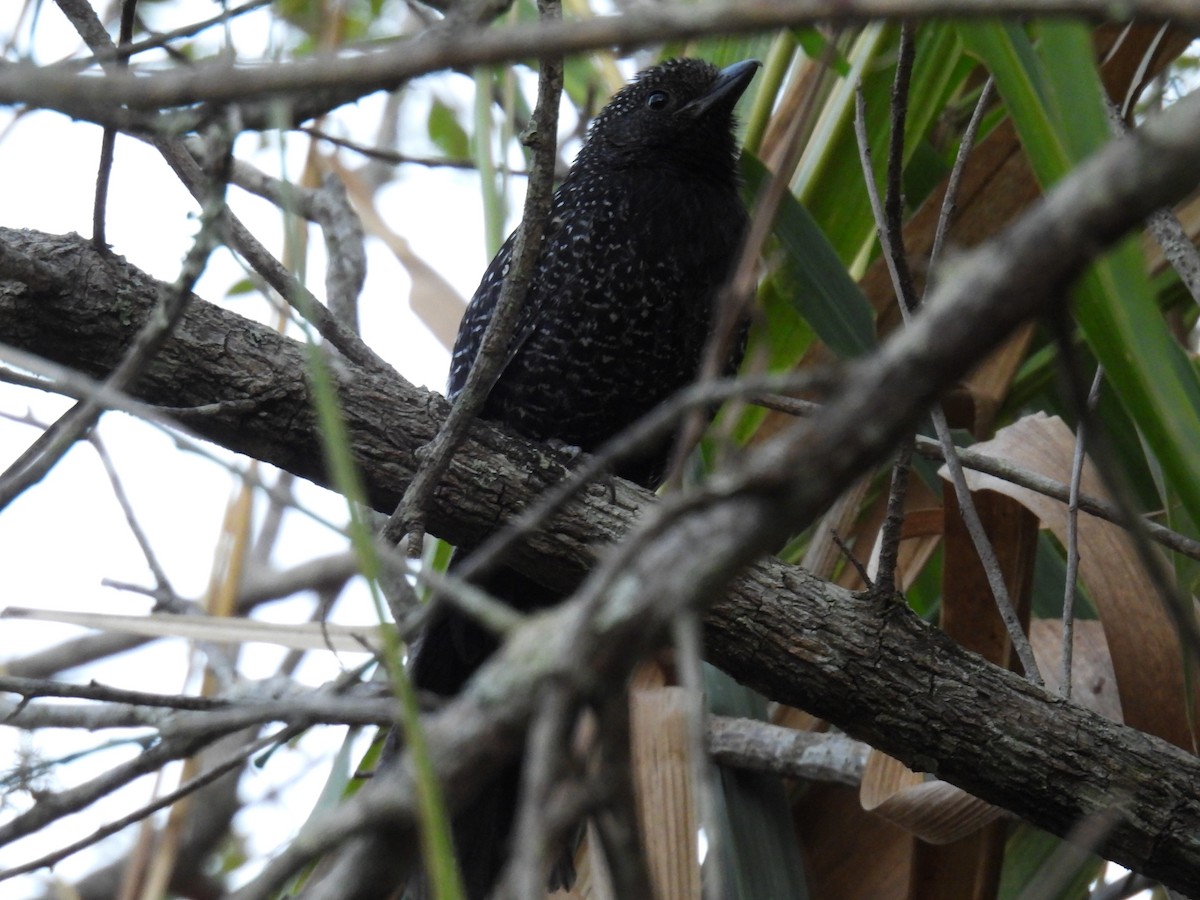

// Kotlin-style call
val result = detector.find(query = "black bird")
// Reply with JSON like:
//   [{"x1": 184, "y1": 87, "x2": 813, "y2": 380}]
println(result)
[{"x1": 409, "y1": 57, "x2": 759, "y2": 897}]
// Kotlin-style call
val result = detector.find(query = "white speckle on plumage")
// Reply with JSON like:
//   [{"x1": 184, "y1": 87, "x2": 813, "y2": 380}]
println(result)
[
  {"x1": 417, "y1": 61, "x2": 761, "y2": 900},
  {"x1": 446, "y1": 57, "x2": 758, "y2": 488}
]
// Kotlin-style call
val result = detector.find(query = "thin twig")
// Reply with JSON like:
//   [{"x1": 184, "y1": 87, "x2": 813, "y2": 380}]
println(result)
[
  {"x1": 884, "y1": 22, "x2": 920, "y2": 315},
  {"x1": 673, "y1": 612, "x2": 727, "y2": 900},
  {"x1": 855, "y1": 82, "x2": 910, "y2": 324},
  {"x1": 0, "y1": 727, "x2": 235, "y2": 848},
  {"x1": 382, "y1": 23, "x2": 564, "y2": 551},
  {"x1": 874, "y1": 437, "x2": 914, "y2": 595},
  {"x1": 0, "y1": 341, "x2": 363, "y2": 542},
  {"x1": 48, "y1": 0, "x2": 113, "y2": 58},
  {"x1": 0, "y1": 679, "x2": 394, "y2": 732},
  {"x1": 313, "y1": 174, "x2": 368, "y2": 331},
  {"x1": 17, "y1": 2, "x2": 1200, "y2": 122},
  {"x1": 504, "y1": 682, "x2": 576, "y2": 899},
  {"x1": 73, "y1": 0, "x2": 273, "y2": 69},
  {"x1": 301, "y1": 126, "x2": 540, "y2": 175},
  {"x1": 706, "y1": 716, "x2": 870, "y2": 786},
  {"x1": 0, "y1": 366, "x2": 55, "y2": 392},
  {"x1": 1061, "y1": 367, "x2": 1103, "y2": 699},
  {"x1": 0, "y1": 723, "x2": 303, "y2": 882},
  {"x1": 0, "y1": 676, "x2": 229, "y2": 711},
  {"x1": 212, "y1": 151, "x2": 367, "y2": 324},
  {"x1": 908, "y1": 435, "x2": 1200, "y2": 561},
  {"x1": 830, "y1": 530, "x2": 872, "y2": 587},
  {"x1": 89, "y1": 432, "x2": 175, "y2": 595},
  {"x1": 749, "y1": 380, "x2": 1200, "y2": 563},
  {"x1": 928, "y1": 77, "x2": 994, "y2": 270},
  {"x1": 0, "y1": 348, "x2": 519, "y2": 644},
  {"x1": 590, "y1": 691, "x2": 656, "y2": 900},
  {"x1": 157, "y1": 140, "x2": 392, "y2": 374},
  {"x1": 855, "y1": 70, "x2": 1042, "y2": 685},
  {"x1": 933, "y1": 404, "x2": 1042, "y2": 683},
  {"x1": 1051, "y1": 316, "x2": 1200, "y2": 665},
  {"x1": 926, "y1": 78, "x2": 1031, "y2": 682},
  {"x1": 0, "y1": 666, "x2": 371, "y2": 880},
  {"x1": 871, "y1": 25, "x2": 918, "y2": 596},
  {"x1": 0, "y1": 121, "x2": 233, "y2": 512},
  {"x1": 88, "y1": 0, "x2": 138, "y2": 249}
]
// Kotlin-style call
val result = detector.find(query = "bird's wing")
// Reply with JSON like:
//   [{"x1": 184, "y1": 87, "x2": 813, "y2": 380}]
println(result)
[
  {"x1": 446, "y1": 231, "x2": 514, "y2": 401},
  {"x1": 447, "y1": 207, "x2": 579, "y2": 401}
]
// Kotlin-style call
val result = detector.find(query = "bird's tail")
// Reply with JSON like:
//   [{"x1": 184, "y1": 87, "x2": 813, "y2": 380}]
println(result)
[
  {"x1": 403, "y1": 756, "x2": 522, "y2": 900},
  {"x1": 406, "y1": 563, "x2": 570, "y2": 899}
]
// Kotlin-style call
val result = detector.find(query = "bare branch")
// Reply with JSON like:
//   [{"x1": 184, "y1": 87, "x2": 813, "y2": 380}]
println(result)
[
  {"x1": 6, "y1": 1, "x2": 1200, "y2": 123},
  {"x1": 0, "y1": 120, "x2": 232, "y2": 510},
  {"x1": 6, "y1": 82, "x2": 1200, "y2": 895},
  {"x1": 384, "y1": 25, "x2": 564, "y2": 549},
  {"x1": 706, "y1": 717, "x2": 870, "y2": 786},
  {"x1": 856, "y1": 70, "x2": 1042, "y2": 684}
]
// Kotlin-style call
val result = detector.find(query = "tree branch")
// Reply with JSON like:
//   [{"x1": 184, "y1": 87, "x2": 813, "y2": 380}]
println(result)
[
  {"x1": 4, "y1": 2, "x2": 1200, "y2": 127},
  {"x1": 4, "y1": 82, "x2": 1200, "y2": 892}
]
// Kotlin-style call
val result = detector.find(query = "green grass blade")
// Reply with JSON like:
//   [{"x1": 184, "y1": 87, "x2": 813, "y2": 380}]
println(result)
[
  {"x1": 743, "y1": 153, "x2": 875, "y2": 359},
  {"x1": 705, "y1": 666, "x2": 810, "y2": 900},
  {"x1": 960, "y1": 19, "x2": 1200, "y2": 534},
  {"x1": 797, "y1": 23, "x2": 973, "y2": 265},
  {"x1": 997, "y1": 824, "x2": 1103, "y2": 900},
  {"x1": 303, "y1": 329, "x2": 464, "y2": 899}
]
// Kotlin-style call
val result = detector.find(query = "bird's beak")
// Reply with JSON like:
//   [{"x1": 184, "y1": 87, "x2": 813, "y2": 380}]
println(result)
[{"x1": 681, "y1": 59, "x2": 761, "y2": 119}]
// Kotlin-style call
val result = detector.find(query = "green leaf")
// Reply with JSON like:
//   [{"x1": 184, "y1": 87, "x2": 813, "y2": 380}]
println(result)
[
  {"x1": 225, "y1": 277, "x2": 256, "y2": 297},
  {"x1": 300, "y1": 322, "x2": 464, "y2": 900},
  {"x1": 957, "y1": 21, "x2": 1105, "y2": 180},
  {"x1": 675, "y1": 32, "x2": 777, "y2": 74},
  {"x1": 791, "y1": 22, "x2": 890, "y2": 262},
  {"x1": 797, "y1": 23, "x2": 973, "y2": 265},
  {"x1": 473, "y1": 68, "x2": 506, "y2": 257},
  {"x1": 903, "y1": 137, "x2": 951, "y2": 207},
  {"x1": 794, "y1": 28, "x2": 851, "y2": 77},
  {"x1": 705, "y1": 666, "x2": 810, "y2": 900},
  {"x1": 725, "y1": 280, "x2": 815, "y2": 445},
  {"x1": 427, "y1": 97, "x2": 470, "y2": 162},
  {"x1": 961, "y1": 19, "x2": 1200, "y2": 545},
  {"x1": 997, "y1": 824, "x2": 1104, "y2": 900},
  {"x1": 1074, "y1": 240, "x2": 1200, "y2": 533},
  {"x1": 742, "y1": 32, "x2": 800, "y2": 154},
  {"x1": 743, "y1": 152, "x2": 876, "y2": 359}
]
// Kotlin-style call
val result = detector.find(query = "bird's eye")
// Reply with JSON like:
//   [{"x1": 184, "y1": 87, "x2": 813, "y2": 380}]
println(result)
[{"x1": 645, "y1": 90, "x2": 671, "y2": 111}]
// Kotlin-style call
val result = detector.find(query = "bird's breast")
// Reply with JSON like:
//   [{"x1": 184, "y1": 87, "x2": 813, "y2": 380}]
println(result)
[{"x1": 482, "y1": 174, "x2": 746, "y2": 469}]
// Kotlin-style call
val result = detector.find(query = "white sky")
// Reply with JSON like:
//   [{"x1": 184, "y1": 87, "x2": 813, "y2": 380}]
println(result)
[{"x1": 0, "y1": 1, "x2": 513, "y2": 894}]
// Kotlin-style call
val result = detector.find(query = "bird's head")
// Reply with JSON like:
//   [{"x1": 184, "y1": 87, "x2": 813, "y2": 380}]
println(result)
[{"x1": 575, "y1": 58, "x2": 760, "y2": 177}]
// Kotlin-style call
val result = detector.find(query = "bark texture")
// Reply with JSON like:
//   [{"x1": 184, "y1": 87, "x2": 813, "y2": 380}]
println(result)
[{"x1": 4, "y1": 226, "x2": 1200, "y2": 894}]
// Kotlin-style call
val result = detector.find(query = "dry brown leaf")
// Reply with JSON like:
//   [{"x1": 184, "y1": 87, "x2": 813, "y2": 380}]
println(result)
[
  {"x1": 956, "y1": 412, "x2": 1196, "y2": 751},
  {"x1": 796, "y1": 783, "x2": 912, "y2": 900},
  {"x1": 857, "y1": 489, "x2": 1034, "y2": 891},
  {"x1": 326, "y1": 154, "x2": 467, "y2": 349},
  {"x1": 1030, "y1": 618, "x2": 1124, "y2": 723},
  {"x1": 630, "y1": 686, "x2": 701, "y2": 900},
  {"x1": 861, "y1": 757, "x2": 1008, "y2": 845}
]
